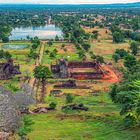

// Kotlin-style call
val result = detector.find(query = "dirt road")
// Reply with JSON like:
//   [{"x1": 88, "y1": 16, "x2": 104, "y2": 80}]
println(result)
[{"x1": 29, "y1": 41, "x2": 46, "y2": 88}]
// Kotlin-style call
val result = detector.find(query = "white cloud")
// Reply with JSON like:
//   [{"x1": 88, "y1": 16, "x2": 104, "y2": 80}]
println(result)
[{"x1": 0, "y1": 0, "x2": 140, "y2": 4}]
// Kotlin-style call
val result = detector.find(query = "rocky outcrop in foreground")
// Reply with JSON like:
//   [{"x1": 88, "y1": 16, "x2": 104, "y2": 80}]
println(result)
[
  {"x1": 0, "y1": 84, "x2": 35, "y2": 132},
  {"x1": 0, "y1": 86, "x2": 20, "y2": 132}
]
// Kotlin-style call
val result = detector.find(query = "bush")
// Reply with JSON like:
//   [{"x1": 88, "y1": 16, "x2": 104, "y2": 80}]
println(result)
[
  {"x1": 61, "y1": 106, "x2": 73, "y2": 114},
  {"x1": 115, "y1": 49, "x2": 128, "y2": 58},
  {"x1": 112, "y1": 53, "x2": 120, "y2": 62},
  {"x1": 66, "y1": 94, "x2": 74, "y2": 104},
  {"x1": 32, "y1": 43, "x2": 39, "y2": 49},
  {"x1": 96, "y1": 56, "x2": 104, "y2": 63},
  {"x1": 49, "y1": 102, "x2": 57, "y2": 110},
  {"x1": 2, "y1": 36, "x2": 9, "y2": 43}
]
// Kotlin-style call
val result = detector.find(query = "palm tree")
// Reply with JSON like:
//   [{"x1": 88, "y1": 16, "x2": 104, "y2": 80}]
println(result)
[{"x1": 33, "y1": 65, "x2": 51, "y2": 102}]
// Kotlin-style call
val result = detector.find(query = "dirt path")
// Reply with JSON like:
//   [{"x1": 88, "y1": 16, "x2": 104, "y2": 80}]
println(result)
[{"x1": 29, "y1": 41, "x2": 46, "y2": 88}]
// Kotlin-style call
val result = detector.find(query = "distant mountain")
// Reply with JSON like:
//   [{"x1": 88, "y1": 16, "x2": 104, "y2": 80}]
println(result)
[{"x1": 0, "y1": 2, "x2": 140, "y2": 8}]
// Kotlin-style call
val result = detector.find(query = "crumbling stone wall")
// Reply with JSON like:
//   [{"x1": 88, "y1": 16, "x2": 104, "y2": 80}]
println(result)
[
  {"x1": 14, "y1": 84, "x2": 35, "y2": 112},
  {"x1": 51, "y1": 60, "x2": 104, "y2": 80},
  {"x1": 0, "y1": 84, "x2": 35, "y2": 132},
  {"x1": 51, "y1": 59, "x2": 68, "y2": 78},
  {"x1": 0, "y1": 59, "x2": 21, "y2": 80},
  {"x1": 0, "y1": 86, "x2": 20, "y2": 132}
]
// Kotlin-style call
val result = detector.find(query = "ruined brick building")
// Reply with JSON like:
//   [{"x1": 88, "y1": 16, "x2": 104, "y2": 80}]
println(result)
[
  {"x1": 0, "y1": 59, "x2": 21, "y2": 80},
  {"x1": 51, "y1": 59, "x2": 105, "y2": 80},
  {"x1": 51, "y1": 59, "x2": 68, "y2": 78}
]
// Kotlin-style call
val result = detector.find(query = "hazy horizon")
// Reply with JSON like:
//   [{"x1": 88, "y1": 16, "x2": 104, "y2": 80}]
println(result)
[{"x1": 0, "y1": 0, "x2": 140, "y2": 4}]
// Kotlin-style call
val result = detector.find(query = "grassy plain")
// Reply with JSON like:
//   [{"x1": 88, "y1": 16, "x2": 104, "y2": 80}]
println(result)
[
  {"x1": 24, "y1": 94, "x2": 140, "y2": 140},
  {"x1": 1, "y1": 26, "x2": 138, "y2": 140},
  {"x1": 42, "y1": 42, "x2": 80, "y2": 65},
  {"x1": 82, "y1": 26, "x2": 130, "y2": 61}
]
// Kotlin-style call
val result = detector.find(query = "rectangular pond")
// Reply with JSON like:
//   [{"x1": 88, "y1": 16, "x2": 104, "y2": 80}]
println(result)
[
  {"x1": 9, "y1": 24, "x2": 63, "y2": 40},
  {"x1": 2, "y1": 44, "x2": 29, "y2": 49}
]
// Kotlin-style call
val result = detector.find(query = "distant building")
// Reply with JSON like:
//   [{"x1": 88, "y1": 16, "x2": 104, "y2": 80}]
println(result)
[
  {"x1": 135, "y1": 29, "x2": 140, "y2": 33},
  {"x1": 119, "y1": 24, "x2": 131, "y2": 30},
  {"x1": 33, "y1": 15, "x2": 39, "y2": 19},
  {"x1": 0, "y1": 59, "x2": 21, "y2": 80}
]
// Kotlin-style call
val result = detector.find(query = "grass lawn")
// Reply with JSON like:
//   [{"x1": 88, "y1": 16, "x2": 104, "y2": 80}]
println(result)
[
  {"x1": 43, "y1": 42, "x2": 80, "y2": 65},
  {"x1": 82, "y1": 26, "x2": 130, "y2": 62},
  {"x1": 90, "y1": 40, "x2": 129, "y2": 61},
  {"x1": 22, "y1": 93, "x2": 140, "y2": 140}
]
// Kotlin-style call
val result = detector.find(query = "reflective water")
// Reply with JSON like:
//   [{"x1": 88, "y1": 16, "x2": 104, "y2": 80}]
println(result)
[
  {"x1": 9, "y1": 24, "x2": 63, "y2": 40},
  {"x1": 2, "y1": 44, "x2": 29, "y2": 49}
]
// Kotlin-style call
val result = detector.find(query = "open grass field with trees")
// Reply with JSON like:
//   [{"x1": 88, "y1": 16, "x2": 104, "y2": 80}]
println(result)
[{"x1": 0, "y1": 3, "x2": 140, "y2": 140}]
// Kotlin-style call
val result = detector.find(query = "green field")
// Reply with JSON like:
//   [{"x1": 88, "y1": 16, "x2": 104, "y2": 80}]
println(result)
[
  {"x1": 1, "y1": 40, "x2": 139, "y2": 140},
  {"x1": 23, "y1": 93, "x2": 140, "y2": 140},
  {"x1": 42, "y1": 42, "x2": 80, "y2": 65}
]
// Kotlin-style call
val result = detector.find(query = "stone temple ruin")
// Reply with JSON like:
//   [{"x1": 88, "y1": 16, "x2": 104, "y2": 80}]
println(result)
[
  {"x1": 51, "y1": 59, "x2": 68, "y2": 78},
  {"x1": 0, "y1": 59, "x2": 21, "y2": 80},
  {"x1": 51, "y1": 59, "x2": 105, "y2": 80}
]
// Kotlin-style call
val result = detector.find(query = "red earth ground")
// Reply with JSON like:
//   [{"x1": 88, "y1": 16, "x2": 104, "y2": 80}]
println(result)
[{"x1": 102, "y1": 65, "x2": 120, "y2": 83}]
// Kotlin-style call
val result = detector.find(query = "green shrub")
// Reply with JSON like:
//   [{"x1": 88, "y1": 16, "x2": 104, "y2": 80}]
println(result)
[
  {"x1": 49, "y1": 102, "x2": 57, "y2": 110},
  {"x1": 66, "y1": 94, "x2": 74, "y2": 104}
]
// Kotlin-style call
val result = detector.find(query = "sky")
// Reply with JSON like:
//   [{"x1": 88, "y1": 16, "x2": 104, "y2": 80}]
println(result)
[{"x1": 0, "y1": 0, "x2": 140, "y2": 4}]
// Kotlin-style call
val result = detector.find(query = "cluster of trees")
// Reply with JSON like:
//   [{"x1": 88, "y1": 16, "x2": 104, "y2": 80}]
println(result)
[
  {"x1": 45, "y1": 41, "x2": 58, "y2": 59},
  {"x1": 46, "y1": 48, "x2": 58, "y2": 59},
  {"x1": 0, "y1": 24, "x2": 11, "y2": 42},
  {"x1": 53, "y1": 15, "x2": 90, "y2": 43},
  {"x1": 53, "y1": 15, "x2": 93, "y2": 60},
  {"x1": 130, "y1": 42, "x2": 139, "y2": 55},
  {"x1": 31, "y1": 36, "x2": 40, "y2": 49},
  {"x1": 110, "y1": 17, "x2": 140, "y2": 43},
  {"x1": 110, "y1": 55, "x2": 140, "y2": 127},
  {"x1": 0, "y1": 49, "x2": 12, "y2": 59},
  {"x1": 28, "y1": 37, "x2": 40, "y2": 61},
  {"x1": 0, "y1": 8, "x2": 47, "y2": 42},
  {"x1": 89, "y1": 51, "x2": 104, "y2": 63},
  {"x1": 112, "y1": 49, "x2": 128, "y2": 62},
  {"x1": 110, "y1": 25, "x2": 124, "y2": 43},
  {"x1": 112, "y1": 42, "x2": 139, "y2": 62},
  {"x1": 0, "y1": 8, "x2": 46, "y2": 27}
]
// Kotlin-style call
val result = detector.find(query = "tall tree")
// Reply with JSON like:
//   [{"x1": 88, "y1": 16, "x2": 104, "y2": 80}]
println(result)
[
  {"x1": 130, "y1": 42, "x2": 138, "y2": 56},
  {"x1": 113, "y1": 32, "x2": 124, "y2": 43},
  {"x1": 124, "y1": 54, "x2": 137, "y2": 71},
  {"x1": 33, "y1": 66, "x2": 51, "y2": 102}
]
